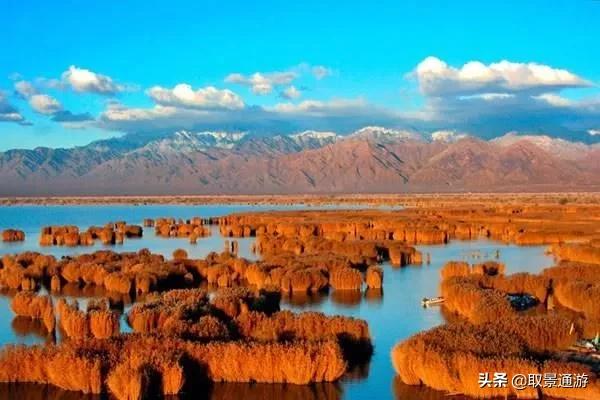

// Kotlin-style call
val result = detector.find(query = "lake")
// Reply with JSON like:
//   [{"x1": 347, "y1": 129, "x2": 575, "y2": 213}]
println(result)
[{"x1": 0, "y1": 205, "x2": 555, "y2": 400}]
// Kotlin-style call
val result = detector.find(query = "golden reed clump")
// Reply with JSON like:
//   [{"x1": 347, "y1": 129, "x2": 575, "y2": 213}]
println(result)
[
  {"x1": 127, "y1": 289, "x2": 211, "y2": 334},
  {"x1": 10, "y1": 292, "x2": 55, "y2": 333},
  {"x1": 0, "y1": 343, "x2": 104, "y2": 394},
  {"x1": 551, "y1": 242, "x2": 600, "y2": 265},
  {"x1": 391, "y1": 323, "x2": 539, "y2": 399},
  {"x1": 440, "y1": 276, "x2": 514, "y2": 324},
  {"x1": 365, "y1": 265, "x2": 383, "y2": 289},
  {"x1": 2, "y1": 249, "x2": 195, "y2": 295},
  {"x1": 39, "y1": 223, "x2": 143, "y2": 247},
  {"x1": 2, "y1": 229, "x2": 25, "y2": 242},
  {"x1": 154, "y1": 217, "x2": 211, "y2": 239},
  {"x1": 57, "y1": 299, "x2": 120, "y2": 339},
  {"x1": 0, "y1": 334, "x2": 347, "y2": 398},
  {"x1": 328, "y1": 268, "x2": 363, "y2": 291},
  {"x1": 107, "y1": 349, "x2": 185, "y2": 399},
  {"x1": 0, "y1": 252, "x2": 57, "y2": 291},
  {"x1": 393, "y1": 252, "x2": 594, "y2": 399},
  {"x1": 440, "y1": 260, "x2": 506, "y2": 280},
  {"x1": 540, "y1": 360, "x2": 600, "y2": 400},
  {"x1": 234, "y1": 310, "x2": 370, "y2": 343}
]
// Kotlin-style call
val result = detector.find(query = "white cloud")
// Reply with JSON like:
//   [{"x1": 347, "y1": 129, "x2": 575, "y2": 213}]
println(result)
[
  {"x1": 147, "y1": 84, "x2": 244, "y2": 110},
  {"x1": 14, "y1": 81, "x2": 38, "y2": 98},
  {"x1": 415, "y1": 56, "x2": 590, "y2": 97},
  {"x1": 62, "y1": 66, "x2": 122, "y2": 95},
  {"x1": 312, "y1": 65, "x2": 332, "y2": 80},
  {"x1": 0, "y1": 93, "x2": 24, "y2": 123},
  {"x1": 589, "y1": 129, "x2": 600, "y2": 136},
  {"x1": 12, "y1": 80, "x2": 66, "y2": 116},
  {"x1": 269, "y1": 98, "x2": 367, "y2": 115},
  {"x1": 533, "y1": 93, "x2": 573, "y2": 107},
  {"x1": 281, "y1": 85, "x2": 301, "y2": 99},
  {"x1": 458, "y1": 93, "x2": 515, "y2": 101},
  {"x1": 29, "y1": 94, "x2": 63, "y2": 115},
  {"x1": 225, "y1": 71, "x2": 298, "y2": 95},
  {"x1": 102, "y1": 102, "x2": 179, "y2": 121},
  {"x1": 431, "y1": 130, "x2": 469, "y2": 142}
]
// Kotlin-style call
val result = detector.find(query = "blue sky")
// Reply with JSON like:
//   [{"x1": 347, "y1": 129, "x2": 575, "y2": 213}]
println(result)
[{"x1": 1, "y1": 0, "x2": 599, "y2": 150}]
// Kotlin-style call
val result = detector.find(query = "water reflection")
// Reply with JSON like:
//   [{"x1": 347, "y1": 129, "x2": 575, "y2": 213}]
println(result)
[
  {"x1": 11, "y1": 316, "x2": 51, "y2": 341},
  {"x1": 364, "y1": 288, "x2": 383, "y2": 304},
  {"x1": 281, "y1": 291, "x2": 328, "y2": 307},
  {"x1": 393, "y1": 376, "x2": 472, "y2": 400},
  {"x1": 331, "y1": 290, "x2": 363, "y2": 307},
  {"x1": 0, "y1": 382, "x2": 343, "y2": 400},
  {"x1": 206, "y1": 382, "x2": 342, "y2": 400},
  {"x1": 0, "y1": 383, "x2": 104, "y2": 400}
]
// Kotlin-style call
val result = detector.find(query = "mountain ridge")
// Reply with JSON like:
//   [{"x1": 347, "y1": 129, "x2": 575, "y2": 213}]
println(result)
[{"x1": 1, "y1": 127, "x2": 599, "y2": 195}]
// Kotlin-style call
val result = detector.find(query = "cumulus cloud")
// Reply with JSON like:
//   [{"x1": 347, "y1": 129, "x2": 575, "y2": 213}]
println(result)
[
  {"x1": 62, "y1": 66, "x2": 122, "y2": 95},
  {"x1": 101, "y1": 102, "x2": 179, "y2": 122},
  {"x1": 0, "y1": 93, "x2": 25, "y2": 123},
  {"x1": 225, "y1": 71, "x2": 298, "y2": 95},
  {"x1": 280, "y1": 85, "x2": 301, "y2": 100},
  {"x1": 269, "y1": 98, "x2": 367, "y2": 115},
  {"x1": 431, "y1": 130, "x2": 470, "y2": 142},
  {"x1": 533, "y1": 93, "x2": 573, "y2": 107},
  {"x1": 14, "y1": 81, "x2": 38, "y2": 98},
  {"x1": 12, "y1": 79, "x2": 95, "y2": 122},
  {"x1": 407, "y1": 56, "x2": 600, "y2": 140},
  {"x1": 415, "y1": 56, "x2": 590, "y2": 97},
  {"x1": 98, "y1": 96, "x2": 406, "y2": 135},
  {"x1": 29, "y1": 94, "x2": 63, "y2": 115},
  {"x1": 147, "y1": 84, "x2": 244, "y2": 110}
]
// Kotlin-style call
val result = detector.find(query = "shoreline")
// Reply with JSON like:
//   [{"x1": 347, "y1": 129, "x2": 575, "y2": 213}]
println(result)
[{"x1": 1, "y1": 192, "x2": 600, "y2": 206}]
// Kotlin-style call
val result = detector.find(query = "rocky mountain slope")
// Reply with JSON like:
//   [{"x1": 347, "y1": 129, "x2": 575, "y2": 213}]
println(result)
[{"x1": 0, "y1": 127, "x2": 598, "y2": 195}]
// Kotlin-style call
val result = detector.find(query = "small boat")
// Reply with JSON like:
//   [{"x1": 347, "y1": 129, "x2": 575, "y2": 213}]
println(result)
[{"x1": 422, "y1": 297, "x2": 445, "y2": 307}]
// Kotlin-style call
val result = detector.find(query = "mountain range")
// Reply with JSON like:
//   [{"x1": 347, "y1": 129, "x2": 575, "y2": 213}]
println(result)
[{"x1": 1, "y1": 127, "x2": 599, "y2": 195}]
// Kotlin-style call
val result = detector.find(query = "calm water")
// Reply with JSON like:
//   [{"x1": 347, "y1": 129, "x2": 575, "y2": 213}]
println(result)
[{"x1": 0, "y1": 205, "x2": 555, "y2": 400}]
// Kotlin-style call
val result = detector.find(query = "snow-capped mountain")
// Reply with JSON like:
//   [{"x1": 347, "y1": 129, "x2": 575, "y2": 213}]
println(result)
[
  {"x1": 430, "y1": 130, "x2": 470, "y2": 143},
  {"x1": 141, "y1": 130, "x2": 247, "y2": 153},
  {"x1": 491, "y1": 132, "x2": 596, "y2": 161},
  {"x1": 347, "y1": 126, "x2": 422, "y2": 142},
  {"x1": 290, "y1": 130, "x2": 338, "y2": 147},
  {"x1": 1, "y1": 127, "x2": 599, "y2": 195}
]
